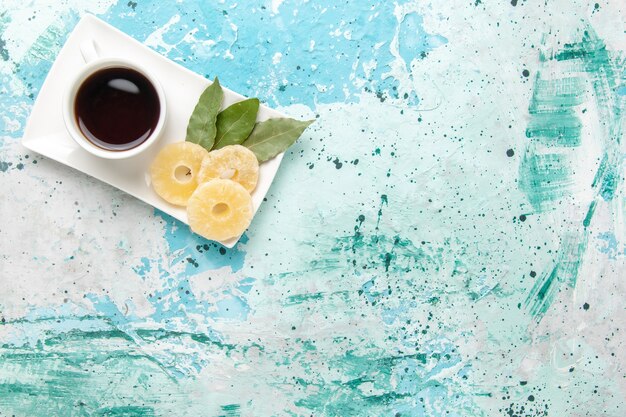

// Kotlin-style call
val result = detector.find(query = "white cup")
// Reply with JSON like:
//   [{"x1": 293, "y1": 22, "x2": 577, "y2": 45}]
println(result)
[{"x1": 62, "y1": 40, "x2": 167, "y2": 159}]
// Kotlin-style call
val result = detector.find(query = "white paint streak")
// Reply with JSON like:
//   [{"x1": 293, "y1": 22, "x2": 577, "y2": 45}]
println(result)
[
  {"x1": 272, "y1": 52, "x2": 283, "y2": 65},
  {"x1": 144, "y1": 14, "x2": 182, "y2": 54},
  {"x1": 271, "y1": 0, "x2": 285, "y2": 14}
]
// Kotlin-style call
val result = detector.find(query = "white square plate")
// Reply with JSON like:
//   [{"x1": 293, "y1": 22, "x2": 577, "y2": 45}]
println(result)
[{"x1": 21, "y1": 14, "x2": 285, "y2": 248}]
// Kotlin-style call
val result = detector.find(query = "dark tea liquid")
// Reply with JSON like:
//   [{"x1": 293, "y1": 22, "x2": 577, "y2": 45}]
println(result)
[{"x1": 75, "y1": 67, "x2": 160, "y2": 151}]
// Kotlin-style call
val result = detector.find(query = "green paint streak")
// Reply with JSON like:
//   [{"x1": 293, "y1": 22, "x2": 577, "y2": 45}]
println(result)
[
  {"x1": 0, "y1": 324, "x2": 256, "y2": 415},
  {"x1": 95, "y1": 406, "x2": 156, "y2": 417},
  {"x1": 522, "y1": 25, "x2": 623, "y2": 220},
  {"x1": 598, "y1": 162, "x2": 620, "y2": 201},
  {"x1": 556, "y1": 28, "x2": 623, "y2": 204},
  {"x1": 375, "y1": 194, "x2": 389, "y2": 231},
  {"x1": 219, "y1": 403, "x2": 241, "y2": 417},
  {"x1": 0, "y1": 382, "x2": 40, "y2": 396},
  {"x1": 526, "y1": 269, "x2": 558, "y2": 319},
  {"x1": 519, "y1": 152, "x2": 572, "y2": 211},
  {"x1": 525, "y1": 233, "x2": 587, "y2": 319},
  {"x1": 525, "y1": 74, "x2": 585, "y2": 149},
  {"x1": 529, "y1": 76, "x2": 587, "y2": 112},
  {"x1": 0, "y1": 314, "x2": 100, "y2": 326},
  {"x1": 525, "y1": 110, "x2": 582, "y2": 146},
  {"x1": 134, "y1": 328, "x2": 234, "y2": 350},
  {"x1": 45, "y1": 329, "x2": 135, "y2": 345},
  {"x1": 583, "y1": 200, "x2": 597, "y2": 227},
  {"x1": 523, "y1": 26, "x2": 623, "y2": 321},
  {"x1": 299, "y1": 340, "x2": 318, "y2": 351},
  {"x1": 521, "y1": 73, "x2": 582, "y2": 207},
  {"x1": 591, "y1": 153, "x2": 609, "y2": 189},
  {"x1": 293, "y1": 350, "x2": 435, "y2": 416},
  {"x1": 284, "y1": 292, "x2": 325, "y2": 305},
  {"x1": 46, "y1": 369, "x2": 92, "y2": 380}
]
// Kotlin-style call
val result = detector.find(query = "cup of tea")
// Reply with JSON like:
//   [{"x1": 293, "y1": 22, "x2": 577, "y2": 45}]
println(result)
[{"x1": 62, "y1": 40, "x2": 167, "y2": 159}]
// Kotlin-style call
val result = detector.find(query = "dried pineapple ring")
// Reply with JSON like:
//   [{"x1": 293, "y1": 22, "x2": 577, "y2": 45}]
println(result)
[
  {"x1": 197, "y1": 145, "x2": 259, "y2": 193},
  {"x1": 150, "y1": 142, "x2": 209, "y2": 206},
  {"x1": 187, "y1": 179, "x2": 254, "y2": 241}
]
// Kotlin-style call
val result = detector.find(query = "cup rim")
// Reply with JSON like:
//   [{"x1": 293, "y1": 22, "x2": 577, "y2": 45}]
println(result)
[{"x1": 62, "y1": 57, "x2": 167, "y2": 160}]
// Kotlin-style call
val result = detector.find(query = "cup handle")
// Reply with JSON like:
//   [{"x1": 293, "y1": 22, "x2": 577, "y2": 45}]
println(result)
[{"x1": 80, "y1": 39, "x2": 99, "y2": 63}]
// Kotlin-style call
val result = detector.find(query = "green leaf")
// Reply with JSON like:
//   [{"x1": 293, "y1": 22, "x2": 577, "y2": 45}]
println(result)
[
  {"x1": 185, "y1": 77, "x2": 223, "y2": 150},
  {"x1": 213, "y1": 98, "x2": 260, "y2": 150},
  {"x1": 242, "y1": 118, "x2": 314, "y2": 162}
]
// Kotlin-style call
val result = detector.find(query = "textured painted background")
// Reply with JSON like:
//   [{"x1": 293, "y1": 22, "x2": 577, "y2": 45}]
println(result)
[{"x1": 1, "y1": 1, "x2": 625, "y2": 416}]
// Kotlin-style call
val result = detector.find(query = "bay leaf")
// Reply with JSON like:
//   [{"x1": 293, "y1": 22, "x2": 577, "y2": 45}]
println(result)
[
  {"x1": 243, "y1": 118, "x2": 314, "y2": 162},
  {"x1": 213, "y1": 98, "x2": 260, "y2": 150},
  {"x1": 186, "y1": 77, "x2": 223, "y2": 150}
]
